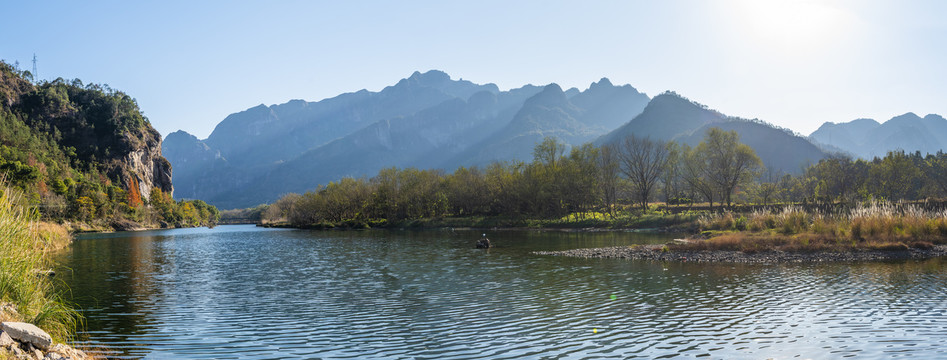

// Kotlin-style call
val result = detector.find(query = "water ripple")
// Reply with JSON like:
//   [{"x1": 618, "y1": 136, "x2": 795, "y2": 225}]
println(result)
[{"x1": 58, "y1": 226, "x2": 947, "y2": 359}]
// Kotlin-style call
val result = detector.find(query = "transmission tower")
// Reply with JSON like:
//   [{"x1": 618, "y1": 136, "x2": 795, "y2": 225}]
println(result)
[{"x1": 32, "y1": 54, "x2": 37, "y2": 78}]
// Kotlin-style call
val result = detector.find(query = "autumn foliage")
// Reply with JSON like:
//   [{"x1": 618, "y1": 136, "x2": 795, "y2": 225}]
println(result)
[{"x1": 127, "y1": 176, "x2": 142, "y2": 207}]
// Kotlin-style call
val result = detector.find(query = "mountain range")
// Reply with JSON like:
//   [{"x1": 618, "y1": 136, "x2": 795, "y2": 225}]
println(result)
[
  {"x1": 166, "y1": 71, "x2": 660, "y2": 208},
  {"x1": 165, "y1": 71, "x2": 942, "y2": 209},
  {"x1": 809, "y1": 113, "x2": 947, "y2": 159}
]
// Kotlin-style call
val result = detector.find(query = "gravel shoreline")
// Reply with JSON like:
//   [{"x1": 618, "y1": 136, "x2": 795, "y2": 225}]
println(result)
[{"x1": 534, "y1": 245, "x2": 947, "y2": 263}]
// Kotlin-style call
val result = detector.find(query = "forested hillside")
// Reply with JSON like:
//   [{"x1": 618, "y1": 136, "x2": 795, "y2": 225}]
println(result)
[{"x1": 0, "y1": 61, "x2": 217, "y2": 229}]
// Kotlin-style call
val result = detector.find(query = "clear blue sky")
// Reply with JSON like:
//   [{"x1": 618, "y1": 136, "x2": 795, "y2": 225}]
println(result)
[{"x1": 2, "y1": 0, "x2": 945, "y2": 139}]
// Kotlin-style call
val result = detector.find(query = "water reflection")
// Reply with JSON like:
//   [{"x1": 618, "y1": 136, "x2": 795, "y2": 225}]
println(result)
[{"x1": 58, "y1": 226, "x2": 947, "y2": 359}]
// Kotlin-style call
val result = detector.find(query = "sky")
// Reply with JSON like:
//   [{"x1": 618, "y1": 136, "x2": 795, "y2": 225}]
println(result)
[{"x1": 2, "y1": 0, "x2": 945, "y2": 139}]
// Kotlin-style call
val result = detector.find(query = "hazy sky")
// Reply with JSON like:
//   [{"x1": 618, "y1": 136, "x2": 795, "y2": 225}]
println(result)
[{"x1": 2, "y1": 0, "x2": 945, "y2": 139}]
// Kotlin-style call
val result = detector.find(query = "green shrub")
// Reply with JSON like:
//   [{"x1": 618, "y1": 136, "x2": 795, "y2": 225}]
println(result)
[{"x1": 734, "y1": 216, "x2": 747, "y2": 231}]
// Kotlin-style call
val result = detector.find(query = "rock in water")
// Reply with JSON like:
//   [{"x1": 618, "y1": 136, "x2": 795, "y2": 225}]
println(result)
[{"x1": 1, "y1": 322, "x2": 52, "y2": 350}]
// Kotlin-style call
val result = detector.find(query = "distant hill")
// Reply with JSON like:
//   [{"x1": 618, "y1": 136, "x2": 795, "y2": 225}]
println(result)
[
  {"x1": 192, "y1": 76, "x2": 651, "y2": 209},
  {"x1": 162, "y1": 130, "x2": 231, "y2": 200},
  {"x1": 598, "y1": 92, "x2": 827, "y2": 174},
  {"x1": 207, "y1": 89, "x2": 537, "y2": 208},
  {"x1": 810, "y1": 113, "x2": 947, "y2": 159},
  {"x1": 679, "y1": 120, "x2": 825, "y2": 173},
  {"x1": 204, "y1": 70, "x2": 495, "y2": 168},
  {"x1": 164, "y1": 70, "x2": 500, "y2": 202},
  {"x1": 454, "y1": 84, "x2": 586, "y2": 167},
  {"x1": 595, "y1": 92, "x2": 726, "y2": 145},
  {"x1": 454, "y1": 79, "x2": 650, "y2": 167}
]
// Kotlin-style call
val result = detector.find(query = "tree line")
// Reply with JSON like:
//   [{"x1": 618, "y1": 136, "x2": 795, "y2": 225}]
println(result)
[
  {"x1": 263, "y1": 126, "x2": 947, "y2": 228},
  {"x1": 262, "y1": 128, "x2": 758, "y2": 226}
]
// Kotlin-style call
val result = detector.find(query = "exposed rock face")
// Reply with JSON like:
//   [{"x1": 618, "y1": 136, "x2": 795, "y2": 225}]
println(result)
[
  {"x1": 118, "y1": 141, "x2": 174, "y2": 201},
  {"x1": 1, "y1": 322, "x2": 52, "y2": 350},
  {"x1": 99, "y1": 124, "x2": 174, "y2": 202}
]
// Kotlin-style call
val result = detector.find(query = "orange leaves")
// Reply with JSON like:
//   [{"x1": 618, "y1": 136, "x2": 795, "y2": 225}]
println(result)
[{"x1": 127, "y1": 176, "x2": 142, "y2": 207}]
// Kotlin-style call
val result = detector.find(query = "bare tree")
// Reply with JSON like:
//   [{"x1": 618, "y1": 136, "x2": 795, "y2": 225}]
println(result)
[
  {"x1": 597, "y1": 144, "x2": 620, "y2": 216},
  {"x1": 617, "y1": 134, "x2": 669, "y2": 210}
]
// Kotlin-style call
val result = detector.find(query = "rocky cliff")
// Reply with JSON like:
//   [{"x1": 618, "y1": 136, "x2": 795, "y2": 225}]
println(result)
[
  {"x1": 0, "y1": 60, "x2": 174, "y2": 204},
  {"x1": 112, "y1": 133, "x2": 174, "y2": 201}
]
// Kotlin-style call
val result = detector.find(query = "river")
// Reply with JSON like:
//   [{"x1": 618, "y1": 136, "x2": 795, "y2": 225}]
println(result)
[{"x1": 57, "y1": 225, "x2": 947, "y2": 359}]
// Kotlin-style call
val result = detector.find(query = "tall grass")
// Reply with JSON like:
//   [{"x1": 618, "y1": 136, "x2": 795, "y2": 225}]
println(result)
[
  {"x1": 694, "y1": 202, "x2": 947, "y2": 251},
  {"x1": 0, "y1": 186, "x2": 78, "y2": 341}
]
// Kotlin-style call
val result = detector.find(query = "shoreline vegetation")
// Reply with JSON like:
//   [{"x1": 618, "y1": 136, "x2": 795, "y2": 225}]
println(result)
[
  {"x1": 258, "y1": 209, "x2": 701, "y2": 232},
  {"x1": 0, "y1": 186, "x2": 89, "y2": 359},
  {"x1": 230, "y1": 131, "x2": 947, "y2": 263},
  {"x1": 537, "y1": 202, "x2": 947, "y2": 263},
  {"x1": 534, "y1": 244, "x2": 947, "y2": 263},
  {"x1": 692, "y1": 202, "x2": 947, "y2": 252}
]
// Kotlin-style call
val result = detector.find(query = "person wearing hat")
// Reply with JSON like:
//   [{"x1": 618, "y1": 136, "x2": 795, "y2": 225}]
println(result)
[{"x1": 476, "y1": 233, "x2": 491, "y2": 249}]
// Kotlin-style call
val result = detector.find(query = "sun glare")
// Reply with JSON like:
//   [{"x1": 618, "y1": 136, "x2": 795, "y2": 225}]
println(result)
[{"x1": 732, "y1": 0, "x2": 848, "y2": 51}]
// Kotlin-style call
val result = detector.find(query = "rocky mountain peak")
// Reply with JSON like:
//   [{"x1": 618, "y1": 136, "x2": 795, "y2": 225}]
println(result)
[
  {"x1": 889, "y1": 112, "x2": 922, "y2": 123},
  {"x1": 590, "y1": 77, "x2": 613, "y2": 89},
  {"x1": 523, "y1": 84, "x2": 567, "y2": 109},
  {"x1": 399, "y1": 70, "x2": 452, "y2": 87}
]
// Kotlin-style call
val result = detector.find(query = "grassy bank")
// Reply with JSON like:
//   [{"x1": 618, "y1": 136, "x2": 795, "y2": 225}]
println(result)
[
  {"x1": 685, "y1": 203, "x2": 947, "y2": 253},
  {"x1": 0, "y1": 187, "x2": 78, "y2": 344}
]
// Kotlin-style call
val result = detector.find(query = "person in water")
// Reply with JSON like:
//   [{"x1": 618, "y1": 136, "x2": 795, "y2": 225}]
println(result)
[{"x1": 476, "y1": 233, "x2": 491, "y2": 249}]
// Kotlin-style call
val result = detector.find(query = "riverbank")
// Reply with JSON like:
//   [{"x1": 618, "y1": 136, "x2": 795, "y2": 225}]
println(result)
[
  {"x1": 1, "y1": 304, "x2": 89, "y2": 360},
  {"x1": 0, "y1": 193, "x2": 88, "y2": 359},
  {"x1": 535, "y1": 244, "x2": 947, "y2": 263},
  {"x1": 63, "y1": 218, "x2": 219, "y2": 234}
]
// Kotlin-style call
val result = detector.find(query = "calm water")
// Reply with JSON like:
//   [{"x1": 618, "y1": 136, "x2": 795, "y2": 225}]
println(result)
[{"x1": 56, "y1": 225, "x2": 947, "y2": 359}]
